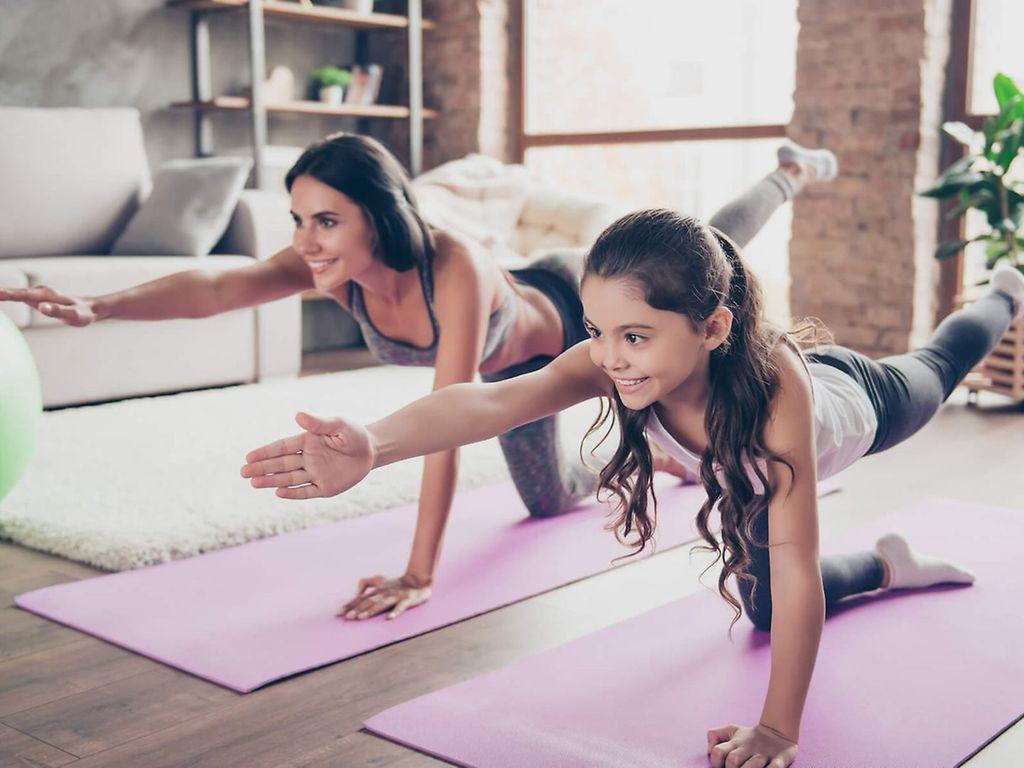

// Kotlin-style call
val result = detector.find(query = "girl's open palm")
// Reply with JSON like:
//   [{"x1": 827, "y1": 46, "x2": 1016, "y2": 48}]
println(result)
[
  {"x1": 0, "y1": 285, "x2": 97, "y2": 327},
  {"x1": 242, "y1": 412, "x2": 375, "y2": 499}
]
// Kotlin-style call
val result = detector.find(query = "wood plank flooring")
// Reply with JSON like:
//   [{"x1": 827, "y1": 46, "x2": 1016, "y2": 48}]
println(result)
[{"x1": 1, "y1": 388, "x2": 1021, "y2": 767}]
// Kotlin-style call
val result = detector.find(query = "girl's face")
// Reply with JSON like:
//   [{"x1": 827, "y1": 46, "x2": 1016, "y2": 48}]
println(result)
[
  {"x1": 581, "y1": 275, "x2": 731, "y2": 410},
  {"x1": 290, "y1": 174, "x2": 378, "y2": 290}
]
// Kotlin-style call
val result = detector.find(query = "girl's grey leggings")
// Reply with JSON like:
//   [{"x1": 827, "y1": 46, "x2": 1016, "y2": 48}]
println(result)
[{"x1": 739, "y1": 289, "x2": 1016, "y2": 630}]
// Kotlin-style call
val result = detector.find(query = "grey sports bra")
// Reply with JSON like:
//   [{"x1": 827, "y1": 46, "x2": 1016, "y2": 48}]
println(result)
[{"x1": 347, "y1": 259, "x2": 519, "y2": 367}]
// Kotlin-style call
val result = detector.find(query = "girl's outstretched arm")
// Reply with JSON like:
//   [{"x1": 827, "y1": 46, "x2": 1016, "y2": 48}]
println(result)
[
  {"x1": 241, "y1": 341, "x2": 609, "y2": 499},
  {"x1": 708, "y1": 344, "x2": 821, "y2": 768}
]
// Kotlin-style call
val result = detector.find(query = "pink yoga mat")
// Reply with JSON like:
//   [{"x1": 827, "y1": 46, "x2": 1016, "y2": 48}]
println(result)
[
  {"x1": 366, "y1": 497, "x2": 1024, "y2": 768},
  {"x1": 16, "y1": 476, "x2": 749, "y2": 693}
]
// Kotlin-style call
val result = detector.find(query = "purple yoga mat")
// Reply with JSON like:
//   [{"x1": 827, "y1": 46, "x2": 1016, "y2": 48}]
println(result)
[
  {"x1": 15, "y1": 476, "x2": 734, "y2": 693},
  {"x1": 366, "y1": 497, "x2": 1024, "y2": 768}
]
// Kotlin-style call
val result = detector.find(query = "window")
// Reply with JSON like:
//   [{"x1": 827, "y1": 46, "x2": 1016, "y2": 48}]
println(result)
[
  {"x1": 951, "y1": 0, "x2": 1024, "y2": 292},
  {"x1": 520, "y1": 0, "x2": 799, "y2": 322}
]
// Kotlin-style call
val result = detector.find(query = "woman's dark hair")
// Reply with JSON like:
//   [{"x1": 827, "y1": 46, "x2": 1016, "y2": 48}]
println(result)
[
  {"x1": 582, "y1": 208, "x2": 796, "y2": 628},
  {"x1": 285, "y1": 132, "x2": 434, "y2": 272}
]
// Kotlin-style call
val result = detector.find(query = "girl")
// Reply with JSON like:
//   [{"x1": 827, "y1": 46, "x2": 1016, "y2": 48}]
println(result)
[
  {"x1": 0, "y1": 133, "x2": 834, "y2": 625},
  {"x1": 241, "y1": 209, "x2": 1024, "y2": 767}
]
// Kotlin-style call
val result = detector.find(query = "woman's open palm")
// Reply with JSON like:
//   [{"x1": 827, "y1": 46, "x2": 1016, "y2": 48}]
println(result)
[{"x1": 0, "y1": 285, "x2": 96, "y2": 327}]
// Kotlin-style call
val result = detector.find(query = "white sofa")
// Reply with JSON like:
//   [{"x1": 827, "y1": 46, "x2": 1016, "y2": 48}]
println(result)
[{"x1": 0, "y1": 107, "x2": 300, "y2": 408}]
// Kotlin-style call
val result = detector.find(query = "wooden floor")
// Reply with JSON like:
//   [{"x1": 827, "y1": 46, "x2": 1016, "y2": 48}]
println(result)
[{"x1": 1, "y1": 385, "x2": 1022, "y2": 767}]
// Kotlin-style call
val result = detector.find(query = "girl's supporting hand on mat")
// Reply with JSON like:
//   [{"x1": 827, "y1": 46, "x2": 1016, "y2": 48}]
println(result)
[
  {"x1": 339, "y1": 574, "x2": 432, "y2": 620},
  {"x1": 707, "y1": 723, "x2": 797, "y2": 768},
  {"x1": 242, "y1": 412, "x2": 375, "y2": 499},
  {"x1": 0, "y1": 285, "x2": 97, "y2": 327}
]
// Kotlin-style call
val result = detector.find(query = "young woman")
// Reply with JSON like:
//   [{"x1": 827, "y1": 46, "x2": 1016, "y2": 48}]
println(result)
[
  {"x1": 241, "y1": 209, "x2": 1024, "y2": 767},
  {"x1": 0, "y1": 133, "x2": 834, "y2": 625}
]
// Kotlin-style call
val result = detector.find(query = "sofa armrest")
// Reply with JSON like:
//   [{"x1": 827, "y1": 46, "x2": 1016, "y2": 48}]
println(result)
[
  {"x1": 218, "y1": 189, "x2": 293, "y2": 262},
  {"x1": 219, "y1": 189, "x2": 301, "y2": 379}
]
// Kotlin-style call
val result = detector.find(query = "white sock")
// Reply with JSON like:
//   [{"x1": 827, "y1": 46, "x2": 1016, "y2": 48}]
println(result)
[
  {"x1": 991, "y1": 262, "x2": 1024, "y2": 320},
  {"x1": 875, "y1": 533, "x2": 975, "y2": 590},
  {"x1": 777, "y1": 140, "x2": 839, "y2": 182}
]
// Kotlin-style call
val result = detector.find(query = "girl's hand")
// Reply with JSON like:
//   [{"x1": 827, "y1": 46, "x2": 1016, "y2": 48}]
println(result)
[
  {"x1": 241, "y1": 412, "x2": 375, "y2": 499},
  {"x1": 339, "y1": 574, "x2": 433, "y2": 621},
  {"x1": 707, "y1": 724, "x2": 798, "y2": 768},
  {"x1": 651, "y1": 443, "x2": 698, "y2": 484},
  {"x1": 0, "y1": 285, "x2": 97, "y2": 327}
]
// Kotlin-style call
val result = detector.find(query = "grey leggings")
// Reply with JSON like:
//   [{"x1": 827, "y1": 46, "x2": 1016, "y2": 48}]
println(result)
[
  {"x1": 739, "y1": 290, "x2": 1017, "y2": 630},
  {"x1": 486, "y1": 170, "x2": 797, "y2": 518}
]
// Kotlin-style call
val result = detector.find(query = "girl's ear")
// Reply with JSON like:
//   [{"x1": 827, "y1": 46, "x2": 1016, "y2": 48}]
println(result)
[{"x1": 702, "y1": 306, "x2": 733, "y2": 352}]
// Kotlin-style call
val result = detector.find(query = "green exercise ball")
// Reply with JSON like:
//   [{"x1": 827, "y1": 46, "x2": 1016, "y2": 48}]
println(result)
[{"x1": 0, "y1": 312, "x2": 41, "y2": 503}]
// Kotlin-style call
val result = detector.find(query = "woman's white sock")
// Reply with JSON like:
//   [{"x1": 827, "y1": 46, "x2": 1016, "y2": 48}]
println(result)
[
  {"x1": 991, "y1": 263, "x2": 1024, "y2": 320},
  {"x1": 777, "y1": 140, "x2": 839, "y2": 182},
  {"x1": 875, "y1": 533, "x2": 975, "y2": 590}
]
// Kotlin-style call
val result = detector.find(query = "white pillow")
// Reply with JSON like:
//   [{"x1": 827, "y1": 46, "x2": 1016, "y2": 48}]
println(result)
[{"x1": 111, "y1": 157, "x2": 252, "y2": 257}]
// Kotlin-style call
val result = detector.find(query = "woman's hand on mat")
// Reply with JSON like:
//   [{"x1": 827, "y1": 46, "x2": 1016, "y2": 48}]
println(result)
[
  {"x1": 242, "y1": 412, "x2": 375, "y2": 499},
  {"x1": 0, "y1": 285, "x2": 97, "y2": 326},
  {"x1": 707, "y1": 723, "x2": 797, "y2": 768},
  {"x1": 650, "y1": 444, "x2": 698, "y2": 484},
  {"x1": 339, "y1": 574, "x2": 432, "y2": 620}
]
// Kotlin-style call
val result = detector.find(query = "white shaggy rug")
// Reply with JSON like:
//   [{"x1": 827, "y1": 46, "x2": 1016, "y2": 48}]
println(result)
[{"x1": 0, "y1": 366, "x2": 611, "y2": 571}]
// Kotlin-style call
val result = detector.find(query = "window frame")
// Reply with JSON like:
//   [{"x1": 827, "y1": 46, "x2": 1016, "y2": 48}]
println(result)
[{"x1": 512, "y1": 1, "x2": 788, "y2": 162}]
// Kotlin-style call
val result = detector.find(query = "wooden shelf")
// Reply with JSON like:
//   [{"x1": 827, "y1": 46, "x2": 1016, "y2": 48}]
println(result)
[
  {"x1": 168, "y1": 0, "x2": 434, "y2": 30},
  {"x1": 171, "y1": 96, "x2": 436, "y2": 119}
]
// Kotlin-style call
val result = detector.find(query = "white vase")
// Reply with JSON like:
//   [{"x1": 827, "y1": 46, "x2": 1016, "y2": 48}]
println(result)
[
  {"x1": 337, "y1": 0, "x2": 374, "y2": 13},
  {"x1": 319, "y1": 85, "x2": 344, "y2": 105}
]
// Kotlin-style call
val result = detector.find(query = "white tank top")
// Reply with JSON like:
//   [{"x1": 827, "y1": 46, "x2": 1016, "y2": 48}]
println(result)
[{"x1": 645, "y1": 359, "x2": 877, "y2": 489}]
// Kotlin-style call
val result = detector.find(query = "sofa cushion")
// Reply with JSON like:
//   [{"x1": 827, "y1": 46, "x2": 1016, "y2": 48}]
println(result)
[
  {"x1": 0, "y1": 107, "x2": 151, "y2": 259},
  {"x1": 3, "y1": 256, "x2": 255, "y2": 328},
  {"x1": 510, "y1": 185, "x2": 626, "y2": 258},
  {"x1": 112, "y1": 157, "x2": 253, "y2": 257},
  {"x1": 414, "y1": 154, "x2": 532, "y2": 259},
  {"x1": 0, "y1": 264, "x2": 31, "y2": 329}
]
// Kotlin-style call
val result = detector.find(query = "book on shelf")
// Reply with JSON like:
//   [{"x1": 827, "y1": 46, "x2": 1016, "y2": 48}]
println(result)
[{"x1": 343, "y1": 64, "x2": 383, "y2": 106}]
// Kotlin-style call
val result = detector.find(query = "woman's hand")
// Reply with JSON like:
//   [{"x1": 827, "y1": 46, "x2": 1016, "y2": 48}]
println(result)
[
  {"x1": 0, "y1": 285, "x2": 97, "y2": 327},
  {"x1": 707, "y1": 723, "x2": 798, "y2": 768},
  {"x1": 241, "y1": 412, "x2": 375, "y2": 499},
  {"x1": 651, "y1": 443, "x2": 698, "y2": 484},
  {"x1": 340, "y1": 574, "x2": 433, "y2": 621}
]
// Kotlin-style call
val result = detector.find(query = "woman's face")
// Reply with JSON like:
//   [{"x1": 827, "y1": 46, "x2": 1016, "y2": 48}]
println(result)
[
  {"x1": 581, "y1": 275, "x2": 730, "y2": 410},
  {"x1": 290, "y1": 174, "x2": 378, "y2": 290}
]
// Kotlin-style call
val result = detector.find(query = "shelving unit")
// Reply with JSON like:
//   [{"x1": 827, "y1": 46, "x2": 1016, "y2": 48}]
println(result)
[{"x1": 168, "y1": 0, "x2": 432, "y2": 185}]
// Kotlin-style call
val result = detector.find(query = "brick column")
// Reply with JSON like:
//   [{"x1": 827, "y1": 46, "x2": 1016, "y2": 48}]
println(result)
[
  {"x1": 788, "y1": 0, "x2": 952, "y2": 356},
  {"x1": 370, "y1": 0, "x2": 519, "y2": 172}
]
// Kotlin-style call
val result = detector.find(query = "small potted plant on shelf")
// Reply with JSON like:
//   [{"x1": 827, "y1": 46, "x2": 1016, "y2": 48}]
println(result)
[
  {"x1": 921, "y1": 71, "x2": 1024, "y2": 402},
  {"x1": 311, "y1": 65, "x2": 352, "y2": 105}
]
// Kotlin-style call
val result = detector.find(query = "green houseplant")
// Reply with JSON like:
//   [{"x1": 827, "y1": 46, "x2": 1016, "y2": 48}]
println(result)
[
  {"x1": 311, "y1": 66, "x2": 352, "y2": 105},
  {"x1": 921, "y1": 72, "x2": 1024, "y2": 402},
  {"x1": 922, "y1": 72, "x2": 1024, "y2": 274}
]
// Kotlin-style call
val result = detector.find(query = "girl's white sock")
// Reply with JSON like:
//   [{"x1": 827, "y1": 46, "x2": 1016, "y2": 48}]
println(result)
[
  {"x1": 777, "y1": 140, "x2": 839, "y2": 182},
  {"x1": 875, "y1": 533, "x2": 975, "y2": 590},
  {"x1": 991, "y1": 262, "x2": 1024, "y2": 319}
]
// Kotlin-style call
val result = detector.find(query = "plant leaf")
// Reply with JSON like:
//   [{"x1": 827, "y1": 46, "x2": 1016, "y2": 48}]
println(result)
[
  {"x1": 935, "y1": 239, "x2": 970, "y2": 260},
  {"x1": 994, "y1": 73, "x2": 1023, "y2": 111}
]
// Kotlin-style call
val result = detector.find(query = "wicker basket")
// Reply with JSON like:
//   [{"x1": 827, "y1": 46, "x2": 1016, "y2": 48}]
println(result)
[{"x1": 956, "y1": 295, "x2": 1024, "y2": 402}]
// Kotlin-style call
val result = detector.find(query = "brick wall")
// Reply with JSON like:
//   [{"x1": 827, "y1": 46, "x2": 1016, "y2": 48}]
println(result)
[
  {"x1": 370, "y1": 0, "x2": 518, "y2": 172},
  {"x1": 788, "y1": 0, "x2": 952, "y2": 356}
]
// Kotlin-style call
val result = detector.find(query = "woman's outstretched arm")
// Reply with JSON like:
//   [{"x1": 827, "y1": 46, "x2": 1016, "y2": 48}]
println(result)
[{"x1": 0, "y1": 246, "x2": 312, "y2": 326}]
